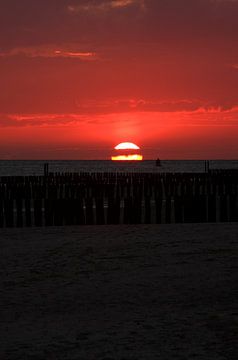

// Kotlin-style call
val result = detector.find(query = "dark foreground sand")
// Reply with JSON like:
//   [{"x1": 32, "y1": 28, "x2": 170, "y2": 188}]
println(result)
[{"x1": 0, "y1": 224, "x2": 238, "y2": 360}]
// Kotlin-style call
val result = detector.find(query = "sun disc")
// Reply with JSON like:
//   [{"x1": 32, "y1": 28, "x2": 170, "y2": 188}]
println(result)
[
  {"x1": 115, "y1": 142, "x2": 140, "y2": 150},
  {"x1": 112, "y1": 142, "x2": 143, "y2": 161}
]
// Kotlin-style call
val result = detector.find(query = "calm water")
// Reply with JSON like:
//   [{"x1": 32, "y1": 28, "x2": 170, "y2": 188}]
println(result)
[{"x1": 0, "y1": 160, "x2": 238, "y2": 176}]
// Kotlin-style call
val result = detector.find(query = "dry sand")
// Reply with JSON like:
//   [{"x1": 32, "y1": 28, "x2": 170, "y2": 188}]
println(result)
[{"x1": 0, "y1": 223, "x2": 238, "y2": 359}]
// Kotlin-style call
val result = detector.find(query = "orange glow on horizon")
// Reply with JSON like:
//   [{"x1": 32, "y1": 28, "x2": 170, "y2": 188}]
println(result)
[{"x1": 111, "y1": 154, "x2": 143, "y2": 161}]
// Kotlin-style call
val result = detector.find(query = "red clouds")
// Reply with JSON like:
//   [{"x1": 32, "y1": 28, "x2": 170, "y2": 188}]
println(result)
[{"x1": 1, "y1": 0, "x2": 238, "y2": 158}]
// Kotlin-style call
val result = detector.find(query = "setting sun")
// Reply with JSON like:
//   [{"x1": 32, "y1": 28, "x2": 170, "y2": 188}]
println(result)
[
  {"x1": 112, "y1": 142, "x2": 143, "y2": 161},
  {"x1": 115, "y1": 142, "x2": 140, "y2": 150}
]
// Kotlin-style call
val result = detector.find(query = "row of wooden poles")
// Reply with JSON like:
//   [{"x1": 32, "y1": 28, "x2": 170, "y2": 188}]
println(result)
[
  {"x1": 1, "y1": 172, "x2": 238, "y2": 199},
  {"x1": 0, "y1": 195, "x2": 238, "y2": 227},
  {"x1": 0, "y1": 171, "x2": 238, "y2": 227}
]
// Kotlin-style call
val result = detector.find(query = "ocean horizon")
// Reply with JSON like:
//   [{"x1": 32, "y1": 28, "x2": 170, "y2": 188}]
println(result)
[{"x1": 0, "y1": 159, "x2": 238, "y2": 176}]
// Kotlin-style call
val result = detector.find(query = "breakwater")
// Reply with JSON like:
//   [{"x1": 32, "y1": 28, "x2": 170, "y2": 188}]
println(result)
[{"x1": 0, "y1": 171, "x2": 238, "y2": 227}]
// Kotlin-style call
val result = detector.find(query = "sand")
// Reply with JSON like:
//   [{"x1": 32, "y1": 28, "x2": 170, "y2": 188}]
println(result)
[{"x1": 0, "y1": 223, "x2": 238, "y2": 359}]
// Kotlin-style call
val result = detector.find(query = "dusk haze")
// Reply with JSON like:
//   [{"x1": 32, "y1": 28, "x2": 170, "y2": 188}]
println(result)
[{"x1": 1, "y1": 0, "x2": 238, "y2": 159}]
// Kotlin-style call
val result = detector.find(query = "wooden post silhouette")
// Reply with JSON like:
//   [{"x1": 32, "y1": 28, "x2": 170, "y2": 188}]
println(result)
[{"x1": 44, "y1": 163, "x2": 49, "y2": 176}]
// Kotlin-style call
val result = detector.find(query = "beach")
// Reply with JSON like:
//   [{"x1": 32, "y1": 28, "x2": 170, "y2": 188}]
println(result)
[{"x1": 1, "y1": 223, "x2": 238, "y2": 359}]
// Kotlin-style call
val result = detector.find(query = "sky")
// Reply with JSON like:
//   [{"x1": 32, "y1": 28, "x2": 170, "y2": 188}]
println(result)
[{"x1": 1, "y1": 0, "x2": 238, "y2": 159}]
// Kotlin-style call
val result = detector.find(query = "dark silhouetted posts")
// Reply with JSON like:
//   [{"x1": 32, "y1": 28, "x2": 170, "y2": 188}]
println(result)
[
  {"x1": 205, "y1": 160, "x2": 210, "y2": 173},
  {"x1": 95, "y1": 197, "x2": 105, "y2": 224},
  {"x1": 0, "y1": 171, "x2": 237, "y2": 227},
  {"x1": 207, "y1": 195, "x2": 217, "y2": 222},
  {"x1": 34, "y1": 199, "x2": 43, "y2": 226},
  {"x1": 45, "y1": 199, "x2": 54, "y2": 226},
  {"x1": 230, "y1": 195, "x2": 238, "y2": 221},
  {"x1": 25, "y1": 199, "x2": 32, "y2": 227},
  {"x1": 0, "y1": 200, "x2": 4, "y2": 227},
  {"x1": 16, "y1": 199, "x2": 23, "y2": 227},
  {"x1": 85, "y1": 198, "x2": 94, "y2": 224},
  {"x1": 165, "y1": 197, "x2": 172, "y2": 223},
  {"x1": 44, "y1": 163, "x2": 49, "y2": 176},
  {"x1": 155, "y1": 197, "x2": 163, "y2": 223},
  {"x1": 54, "y1": 199, "x2": 64, "y2": 226},
  {"x1": 75, "y1": 199, "x2": 86, "y2": 225},
  {"x1": 4, "y1": 199, "x2": 14, "y2": 227},
  {"x1": 145, "y1": 197, "x2": 151, "y2": 223},
  {"x1": 220, "y1": 195, "x2": 229, "y2": 222}
]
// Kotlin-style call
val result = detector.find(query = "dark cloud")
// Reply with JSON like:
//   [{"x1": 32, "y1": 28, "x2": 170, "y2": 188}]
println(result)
[
  {"x1": 0, "y1": 0, "x2": 238, "y2": 115},
  {"x1": 1, "y1": 0, "x2": 238, "y2": 48}
]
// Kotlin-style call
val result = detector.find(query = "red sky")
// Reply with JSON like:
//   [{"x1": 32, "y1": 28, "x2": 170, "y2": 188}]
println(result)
[{"x1": 1, "y1": 0, "x2": 238, "y2": 159}]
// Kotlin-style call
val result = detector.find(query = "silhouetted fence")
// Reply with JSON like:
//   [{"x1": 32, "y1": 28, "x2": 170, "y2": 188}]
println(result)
[{"x1": 0, "y1": 172, "x2": 238, "y2": 227}]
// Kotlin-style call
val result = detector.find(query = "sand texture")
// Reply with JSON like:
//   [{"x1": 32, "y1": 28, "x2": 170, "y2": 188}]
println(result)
[{"x1": 0, "y1": 223, "x2": 238, "y2": 359}]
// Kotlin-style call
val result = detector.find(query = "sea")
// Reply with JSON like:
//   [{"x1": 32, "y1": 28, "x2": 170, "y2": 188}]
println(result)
[{"x1": 0, "y1": 160, "x2": 238, "y2": 176}]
